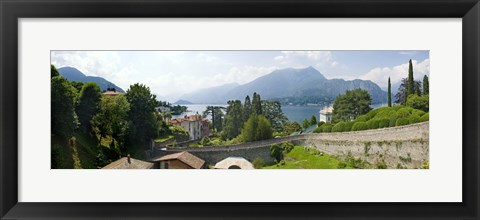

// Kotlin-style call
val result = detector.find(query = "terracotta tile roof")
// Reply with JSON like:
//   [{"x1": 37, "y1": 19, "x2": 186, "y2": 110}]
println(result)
[
  {"x1": 102, "y1": 91, "x2": 124, "y2": 96},
  {"x1": 152, "y1": 151, "x2": 205, "y2": 169},
  {"x1": 320, "y1": 106, "x2": 334, "y2": 114},
  {"x1": 102, "y1": 157, "x2": 154, "y2": 169}
]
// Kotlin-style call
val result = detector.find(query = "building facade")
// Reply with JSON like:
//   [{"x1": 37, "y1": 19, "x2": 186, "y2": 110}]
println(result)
[
  {"x1": 170, "y1": 114, "x2": 210, "y2": 140},
  {"x1": 319, "y1": 106, "x2": 334, "y2": 123}
]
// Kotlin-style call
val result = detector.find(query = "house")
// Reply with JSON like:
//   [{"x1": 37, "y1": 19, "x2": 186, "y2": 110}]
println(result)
[
  {"x1": 102, "y1": 155, "x2": 154, "y2": 169},
  {"x1": 102, "y1": 88, "x2": 124, "y2": 96},
  {"x1": 319, "y1": 106, "x2": 334, "y2": 123},
  {"x1": 170, "y1": 114, "x2": 210, "y2": 140},
  {"x1": 151, "y1": 151, "x2": 205, "y2": 169}
]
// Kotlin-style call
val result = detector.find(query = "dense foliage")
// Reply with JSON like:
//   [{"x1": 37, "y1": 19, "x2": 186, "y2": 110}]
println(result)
[
  {"x1": 314, "y1": 105, "x2": 428, "y2": 133},
  {"x1": 332, "y1": 89, "x2": 372, "y2": 123}
]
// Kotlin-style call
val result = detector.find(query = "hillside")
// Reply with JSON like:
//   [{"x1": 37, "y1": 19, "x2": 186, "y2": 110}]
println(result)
[
  {"x1": 179, "y1": 66, "x2": 387, "y2": 104},
  {"x1": 58, "y1": 66, "x2": 125, "y2": 93}
]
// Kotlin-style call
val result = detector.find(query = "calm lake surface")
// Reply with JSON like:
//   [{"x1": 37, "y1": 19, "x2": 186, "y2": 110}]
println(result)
[{"x1": 173, "y1": 103, "x2": 388, "y2": 124}]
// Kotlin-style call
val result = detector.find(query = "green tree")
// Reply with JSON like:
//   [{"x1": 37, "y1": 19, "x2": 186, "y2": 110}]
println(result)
[
  {"x1": 203, "y1": 106, "x2": 225, "y2": 132},
  {"x1": 70, "y1": 81, "x2": 85, "y2": 92},
  {"x1": 407, "y1": 59, "x2": 415, "y2": 96},
  {"x1": 93, "y1": 95, "x2": 130, "y2": 153},
  {"x1": 332, "y1": 89, "x2": 372, "y2": 123},
  {"x1": 423, "y1": 75, "x2": 429, "y2": 95},
  {"x1": 261, "y1": 100, "x2": 288, "y2": 132},
  {"x1": 125, "y1": 83, "x2": 160, "y2": 144},
  {"x1": 243, "y1": 95, "x2": 252, "y2": 122},
  {"x1": 302, "y1": 118, "x2": 310, "y2": 129},
  {"x1": 415, "y1": 83, "x2": 422, "y2": 96},
  {"x1": 251, "y1": 92, "x2": 262, "y2": 115},
  {"x1": 395, "y1": 78, "x2": 421, "y2": 105},
  {"x1": 222, "y1": 100, "x2": 244, "y2": 140},
  {"x1": 309, "y1": 115, "x2": 317, "y2": 126},
  {"x1": 406, "y1": 94, "x2": 429, "y2": 112},
  {"x1": 240, "y1": 114, "x2": 273, "y2": 142},
  {"x1": 76, "y1": 82, "x2": 102, "y2": 132},
  {"x1": 387, "y1": 77, "x2": 392, "y2": 107},
  {"x1": 282, "y1": 121, "x2": 302, "y2": 134},
  {"x1": 51, "y1": 64, "x2": 60, "y2": 78},
  {"x1": 51, "y1": 76, "x2": 78, "y2": 138}
]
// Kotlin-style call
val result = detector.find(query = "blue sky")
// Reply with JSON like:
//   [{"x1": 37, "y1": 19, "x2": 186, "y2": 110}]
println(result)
[{"x1": 51, "y1": 51, "x2": 429, "y2": 102}]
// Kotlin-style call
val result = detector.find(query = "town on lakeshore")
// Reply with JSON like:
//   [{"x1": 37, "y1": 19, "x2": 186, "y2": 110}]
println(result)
[{"x1": 51, "y1": 51, "x2": 429, "y2": 169}]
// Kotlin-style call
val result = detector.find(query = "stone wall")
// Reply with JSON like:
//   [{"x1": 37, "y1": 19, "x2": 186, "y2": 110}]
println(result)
[{"x1": 150, "y1": 122, "x2": 429, "y2": 168}]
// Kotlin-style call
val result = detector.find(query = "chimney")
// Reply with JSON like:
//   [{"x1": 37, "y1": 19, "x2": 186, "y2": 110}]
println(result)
[{"x1": 127, "y1": 154, "x2": 131, "y2": 164}]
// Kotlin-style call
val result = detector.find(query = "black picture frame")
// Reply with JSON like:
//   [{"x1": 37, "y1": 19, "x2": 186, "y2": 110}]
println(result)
[{"x1": 1, "y1": 0, "x2": 479, "y2": 219}]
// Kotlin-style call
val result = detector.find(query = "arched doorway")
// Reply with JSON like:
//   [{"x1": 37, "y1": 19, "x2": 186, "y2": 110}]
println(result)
[{"x1": 228, "y1": 165, "x2": 241, "y2": 169}]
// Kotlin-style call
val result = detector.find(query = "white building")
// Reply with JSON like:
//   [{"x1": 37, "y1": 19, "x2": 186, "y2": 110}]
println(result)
[
  {"x1": 170, "y1": 114, "x2": 210, "y2": 140},
  {"x1": 319, "y1": 106, "x2": 334, "y2": 123}
]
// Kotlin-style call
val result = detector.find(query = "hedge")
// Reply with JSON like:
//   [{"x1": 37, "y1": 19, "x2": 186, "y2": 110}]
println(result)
[
  {"x1": 351, "y1": 122, "x2": 368, "y2": 131},
  {"x1": 395, "y1": 118, "x2": 410, "y2": 126}
]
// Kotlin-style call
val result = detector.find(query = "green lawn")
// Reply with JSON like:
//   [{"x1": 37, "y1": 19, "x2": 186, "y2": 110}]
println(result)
[
  {"x1": 154, "y1": 135, "x2": 174, "y2": 143},
  {"x1": 263, "y1": 146, "x2": 341, "y2": 169}
]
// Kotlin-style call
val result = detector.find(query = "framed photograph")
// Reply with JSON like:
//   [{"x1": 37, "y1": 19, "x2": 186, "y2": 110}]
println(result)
[{"x1": 1, "y1": 0, "x2": 479, "y2": 219}]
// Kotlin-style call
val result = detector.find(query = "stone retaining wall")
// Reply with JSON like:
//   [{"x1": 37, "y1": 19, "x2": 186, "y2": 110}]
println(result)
[{"x1": 150, "y1": 122, "x2": 429, "y2": 168}]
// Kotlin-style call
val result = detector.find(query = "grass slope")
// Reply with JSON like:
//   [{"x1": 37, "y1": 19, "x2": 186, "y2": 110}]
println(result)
[{"x1": 263, "y1": 146, "x2": 341, "y2": 169}]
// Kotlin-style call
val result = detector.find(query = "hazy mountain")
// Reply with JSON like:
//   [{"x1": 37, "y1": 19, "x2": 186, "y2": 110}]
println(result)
[
  {"x1": 178, "y1": 83, "x2": 240, "y2": 104},
  {"x1": 179, "y1": 66, "x2": 387, "y2": 104},
  {"x1": 58, "y1": 66, "x2": 125, "y2": 93},
  {"x1": 174, "y1": 99, "x2": 193, "y2": 105}
]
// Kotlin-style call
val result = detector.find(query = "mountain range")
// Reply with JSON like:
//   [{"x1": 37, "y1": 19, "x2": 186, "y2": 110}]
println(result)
[
  {"x1": 179, "y1": 66, "x2": 387, "y2": 104},
  {"x1": 58, "y1": 67, "x2": 125, "y2": 93}
]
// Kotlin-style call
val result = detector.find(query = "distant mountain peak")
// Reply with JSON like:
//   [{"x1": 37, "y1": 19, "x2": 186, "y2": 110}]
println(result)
[
  {"x1": 178, "y1": 66, "x2": 386, "y2": 105},
  {"x1": 58, "y1": 66, "x2": 125, "y2": 93}
]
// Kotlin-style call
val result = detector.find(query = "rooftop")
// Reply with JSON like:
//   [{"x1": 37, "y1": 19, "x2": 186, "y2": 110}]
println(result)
[
  {"x1": 152, "y1": 151, "x2": 205, "y2": 169},
  {"x1": 102, "y1": 157, "x2": 154, "y2": 169},
  {"x1": 320, "y1": 106, "x2": 334, "y2": 114},
  {"x1": 102, "y1": 90, "x2": 125, "y2": 96}
]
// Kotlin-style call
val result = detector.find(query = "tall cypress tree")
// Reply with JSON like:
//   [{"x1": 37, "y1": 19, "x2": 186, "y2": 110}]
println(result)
[
  {"x1": 252, "y1": 92, "x2": 262, "y2": 115},
  {"x1": 387, "y1": 77, "x2": 392, "y2": 107},
  {"x1": 407, "y1": 59, "x2": 414, "y2": 96},
  {"x1": 415, "y1": 83, "x2": 421, "y2": 96},
  {"x1": 243, "y1": 95, "x2": 251, "y2": 122},
  {"x1": 423, "y1": 75, "x2": 429, "y2": 95}
]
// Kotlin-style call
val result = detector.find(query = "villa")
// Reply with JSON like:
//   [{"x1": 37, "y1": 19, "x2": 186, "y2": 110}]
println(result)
[
  {"x1": 319, "y1": 106, "x2": 334, "y2": 123},
  {"x1": 170, "y1": 114, "x2": 210, "y2": 140}
]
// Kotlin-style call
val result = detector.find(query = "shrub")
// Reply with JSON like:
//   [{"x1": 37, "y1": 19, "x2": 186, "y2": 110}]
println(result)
[
  {"x1": 419, "y1": 113, "x2": 429, "y2": 122},
  {"x1": 355, "y1": 115, "x2": 369, "y2": 122},
  {"x1": 351, "y1": 122, "x2": 368, "y2": 131},
  {"x1": 396, "y1": 108, "x2": 411, "y2": 118},
  {"x1": 281, "y1": 142, "x2": 295, "y2": 153},
  {"x1": 411, "y1": 109, "x2": 426, "y2": 117},
  {"x1": 332, "y1": 122, "x2": 346, "y2": 132},
  {"x1": 374, "y1": 107, "x2": 396, "y2": 119},
  {"x1": 270, "y1": 144, "x2": 284, "y2": 162},
  {"x1": 378, "y1": 118, "x2": 390, "y2": 128},
  {"x1": 322, "y1": 124, "x2": 333, "y2": 133},
  {"x1": 408, "y1": 114, "x2": 420, "y2": 124},
  {"x1": 312, "y1": 127, "x2": 323, "y2": 133},
  {"x1": 317, "y1": 121, "x2": 325, "y2": 127},
  {"x1": 252, "y1": 157, "x2": 265, "y2": 169},
  {"x1": 367, "y1": 119, "x2": 380, "y2": 129},
  {"x1": 406, "y1": 94, "x2": 429, "y2": 112},
  {"x1": 389, "y1": 115, "x2": 397, "y2": 127},
  {"x1": 396, "y1": 118, "x2": 410, "y2": 126},
  {"x1": 344, "y1": 121, "x2": 354, "y2": 132}
]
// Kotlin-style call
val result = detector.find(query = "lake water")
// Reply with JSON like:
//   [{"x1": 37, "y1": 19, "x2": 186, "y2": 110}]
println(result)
[{"x1": 173, "y1": 103, "x2": 388, "y2": 124}]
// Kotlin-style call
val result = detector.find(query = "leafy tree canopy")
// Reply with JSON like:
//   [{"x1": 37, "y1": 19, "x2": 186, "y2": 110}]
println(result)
[{"x1": 332, "y1": 89, "x2": 372, "y2": 123}]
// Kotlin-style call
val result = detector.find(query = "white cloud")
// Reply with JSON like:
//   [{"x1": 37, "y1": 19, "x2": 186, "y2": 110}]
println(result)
[
  {"x1": 360, "y1": 59, "x2": 430, "y2": 88},
  {"x1": 217, "y1": 65, "x2": 278, "y2": 85},
  {"x1": 274, "y1": 51, "x2": 338, "y2": 68},
  {"x1": 196, "y1": 53, "x2": 218, "y2": 62}
]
